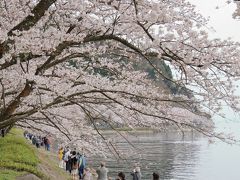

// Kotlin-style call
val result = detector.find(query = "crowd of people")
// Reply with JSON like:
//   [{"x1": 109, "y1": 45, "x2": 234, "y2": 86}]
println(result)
[
  {"x1": 58, "y1": 146, "x2": 88, "y2": 180},
  {"x1": 23, "y1": 131, "x2": 51, "y2": 150},
  {"x1": 93, "y1": 163, "x2": 160, "y2": 180},
  {"x1": 57, "y1": 146, "x2": 160, "y2": 180},
  {"x1": 23, "y1": 131, "x2": 160, "y2": 180}
]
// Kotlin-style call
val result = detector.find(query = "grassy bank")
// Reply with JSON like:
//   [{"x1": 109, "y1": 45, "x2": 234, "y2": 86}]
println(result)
[
  {"x1": 36, "y1": 148, "x2": 71, "y2": 180},
  {"x1": 0, "y1": 128, "x2": 45, "y2": 179},
  {"x1": 0, "y1": 128, "x2": 71, "y2": 180}
]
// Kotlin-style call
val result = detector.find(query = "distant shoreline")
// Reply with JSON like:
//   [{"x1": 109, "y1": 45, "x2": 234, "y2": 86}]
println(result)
[{"x1": 99, "y1": 127, "x2": 196, "y2": 135}]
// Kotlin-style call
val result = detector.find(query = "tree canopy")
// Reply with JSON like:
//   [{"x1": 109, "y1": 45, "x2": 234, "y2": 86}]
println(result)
[
  {"x1": 233, "y1": 0, "x2": 240, "y2": 19},
  {"x1": 1, "y1": 0, "x2": 240, "y2": 154}
]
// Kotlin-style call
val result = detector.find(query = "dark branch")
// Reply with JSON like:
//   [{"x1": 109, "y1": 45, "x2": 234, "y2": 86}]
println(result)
[{"x1": 8, "y1": 0, "x2": 57, "y2": 36}]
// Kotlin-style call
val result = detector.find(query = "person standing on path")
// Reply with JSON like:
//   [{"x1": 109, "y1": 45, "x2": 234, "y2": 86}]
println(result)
[
  {"x1": 116, "y1": 172, "x2": 125, "y2": 180},
  {"x1": 152, "y1": 172, "x2": 160, "y2": 180},
  {"x1": 130, "y1": 166, "x2": 142, "y2": 180},
  {"x1": 1, "y1": 128, "x2": 5, "y2": 137},
  {"x1": 96, "y1": 162, "x2": 108, "y2": 180},
  {"x1": 82, "y1": 167, "x2": 93, "y2": 180},
  {"x1": 58, "y1": 147, "x2": 64, "y2": 168},
  {"x1": 64, "y1": 148, "x2": 72, "y2": 173},
  {"x1": 71, "y1": 151, "x2": 79, "y2": 180},
  {"x1": 46, "y1": 136, "x2": 51, "y2": 151},
  {"x1": 78, "y1": 153, "x2": 86, "y2": 179}
]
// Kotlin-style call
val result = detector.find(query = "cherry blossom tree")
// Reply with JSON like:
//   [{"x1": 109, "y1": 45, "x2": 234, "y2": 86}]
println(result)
[
  {"x1": 233, "y1": 0, "x2": 240, "y2": 18},
  {"x1": 1, "y1": 0, "x2": 240, "y2": 154}
]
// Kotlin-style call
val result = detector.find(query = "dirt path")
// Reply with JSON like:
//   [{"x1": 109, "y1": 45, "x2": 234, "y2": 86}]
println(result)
[
  {"x1": 36, "y1": 148, "x2": 71, "y2": 180},
  {"x1": 16, "y1": 174, "x2": 41, "y2": 180},
  {"x1": 16, "y1": 148, "x2": 71, "y2": 180}
]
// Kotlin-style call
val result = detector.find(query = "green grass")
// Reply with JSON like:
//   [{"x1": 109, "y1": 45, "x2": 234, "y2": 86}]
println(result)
[
  {"x1": 0, "y1": 128, "x2": 45, "y2": 179},
  {"x1": 36, "y1": 149, "x2": 71, "y2": 180},
  {"x1": 0, "y1": 169, "x2": 25, "y2": 180}
]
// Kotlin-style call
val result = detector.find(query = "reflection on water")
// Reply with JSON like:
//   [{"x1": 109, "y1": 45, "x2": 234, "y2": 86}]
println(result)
[
  {"x1": 87, "y1": 131, "x2": 240, "y2": 180},
  {"x1": 88, "y1": 131, "x2": 203, "y2": 180}
]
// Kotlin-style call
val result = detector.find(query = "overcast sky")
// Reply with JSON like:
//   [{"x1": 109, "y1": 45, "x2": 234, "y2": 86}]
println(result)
[
  {"x1": 189, "y1": 0, "x2": 240, "y2": 42},
  {"x1": 188, "y1": 0, "x2": 240, "y2": 135}
]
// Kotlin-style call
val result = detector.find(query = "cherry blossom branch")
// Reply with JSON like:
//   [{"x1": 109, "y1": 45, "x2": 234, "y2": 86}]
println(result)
[
  {"x1": 0, "y1": 53, "x2": 41, "y2": 70},
  {"x1": 8, "y1": 0, "x2": 57, "y2": 36},
  {"x1": 0, "y1": 80, "x2": 35, "y2": 123},
  {"x1": 0, "y1": 0, "x2": 57, "y2": 58},
  {"x1": 79, "y1": 104, "x2": 122, "y2": 159},
  {"x1": 17, "y1": 121, "x2": 49, "y2": 133},
  {"x1": 40, "y1": 111, "x2": 71, "y2": 140}
]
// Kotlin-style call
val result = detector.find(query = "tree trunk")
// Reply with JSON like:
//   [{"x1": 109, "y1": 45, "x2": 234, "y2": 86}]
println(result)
[{"x1": 0, "y1": 81, "x2": 34, "y2": 129}]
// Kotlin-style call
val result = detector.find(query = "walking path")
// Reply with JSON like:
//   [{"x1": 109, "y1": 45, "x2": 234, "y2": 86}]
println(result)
[
  {"x1": 37, "y1": 148, "x2": 71, "y2": 180},
  {"x1": 15, "y1": 145, "x2": 71, "y2": 180}
]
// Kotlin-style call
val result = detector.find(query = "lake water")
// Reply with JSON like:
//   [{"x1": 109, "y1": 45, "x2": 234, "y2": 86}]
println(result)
[{"x1": 87, "y1": 131, "x2": 240, "y2": 180}]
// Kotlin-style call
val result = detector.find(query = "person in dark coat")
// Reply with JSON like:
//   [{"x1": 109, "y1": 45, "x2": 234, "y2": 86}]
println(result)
[
  {"x1": 66, "y1": 151, "x2": 72, "y2": 173},
  {"x1": 32, "y1": 135, "x2": 36, "y2": 145},
  {"x1": 130, "y1": 167, "x2": 141, "y2": 180},
  {"x1": 43, "y1": 137, "x2": 47, "y2": 150},
  {"x1": 78, "y1": 153, "x2": 86, "y2": 179},
  {"x1": 152, "y1": 172, "x2": 159, "y2": 180},
  {"x1": 116, "y1": 172, "x2": 125, "y2": 180},
  {"x1": 1, "y1": 129, "x2": 5, "y2": 137},
  {"x1": 71, "y1": 151, "x2": 78, "y2": 180}
]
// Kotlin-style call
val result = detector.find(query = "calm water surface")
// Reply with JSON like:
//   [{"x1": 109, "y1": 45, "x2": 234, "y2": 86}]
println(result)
[{"x1": 87, "y1": 131, "x2": 240, "y2": 180}]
